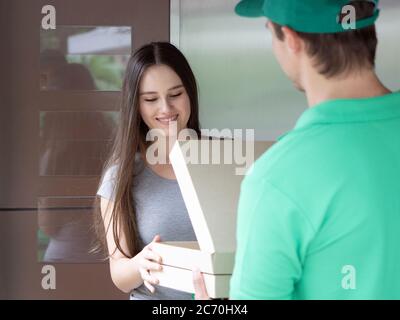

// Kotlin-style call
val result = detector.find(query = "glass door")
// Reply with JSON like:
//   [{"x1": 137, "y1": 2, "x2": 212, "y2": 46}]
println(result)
[{"x1": 0, "y1": 0, "x2": 170, "y2": 299}]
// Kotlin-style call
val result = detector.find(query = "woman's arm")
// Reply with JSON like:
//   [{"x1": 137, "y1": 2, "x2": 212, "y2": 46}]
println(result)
[{"x1": 100, "y1": 197, "x2": 162, "y2": 293}]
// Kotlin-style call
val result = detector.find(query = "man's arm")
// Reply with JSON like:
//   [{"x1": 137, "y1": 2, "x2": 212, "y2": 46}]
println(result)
[{"x1": 229, "y1": 178, "x2": 315, "y2": 300}]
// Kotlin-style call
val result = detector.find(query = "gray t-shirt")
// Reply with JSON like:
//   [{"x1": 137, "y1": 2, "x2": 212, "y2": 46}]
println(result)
[{"x1": 96, "y1": 159, "x2": 196, "y2": 300}]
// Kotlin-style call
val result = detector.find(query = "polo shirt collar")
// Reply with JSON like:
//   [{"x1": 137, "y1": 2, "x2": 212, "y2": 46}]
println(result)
[{"x1": 294, "y1": 91, "x2": 400, "y2": 131}]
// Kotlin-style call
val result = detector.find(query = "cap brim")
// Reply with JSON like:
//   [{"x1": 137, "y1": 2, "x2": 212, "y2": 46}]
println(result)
[{"x1": 234, "y1": 0, "x2": 264, "y2": 18}]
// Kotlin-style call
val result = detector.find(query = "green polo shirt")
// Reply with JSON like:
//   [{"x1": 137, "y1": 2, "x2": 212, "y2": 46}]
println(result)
[{"x1": 230, "y1": 92, "x2": 400, "y2": 300}]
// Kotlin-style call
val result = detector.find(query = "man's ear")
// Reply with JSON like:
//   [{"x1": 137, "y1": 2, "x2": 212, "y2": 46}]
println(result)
[{"x1": 281, "y1": 26, "x2": 303, "y2": 54}]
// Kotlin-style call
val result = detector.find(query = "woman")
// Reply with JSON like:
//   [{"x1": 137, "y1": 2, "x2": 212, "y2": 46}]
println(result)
[{"x1": 94, "y1": 42, "x2": 201, "y2": 300}]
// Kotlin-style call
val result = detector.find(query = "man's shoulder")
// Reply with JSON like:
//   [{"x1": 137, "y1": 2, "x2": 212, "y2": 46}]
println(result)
[
  {"x1": 240, "y1": 126, "x2": 345, "y2": 230},
  {"x1": 245, "y1": 124, "x2": 349, "y2": 188}
]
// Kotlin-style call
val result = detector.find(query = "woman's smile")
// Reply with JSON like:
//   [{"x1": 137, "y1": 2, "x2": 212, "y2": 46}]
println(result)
[{"x1": 155, "y1": 114, "x2": 179, "y2": 125}]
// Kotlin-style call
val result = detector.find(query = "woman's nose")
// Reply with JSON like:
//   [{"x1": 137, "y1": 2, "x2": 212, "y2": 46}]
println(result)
[{"x1": 159, "y1": 97, "x2": 173, "y2": 112}]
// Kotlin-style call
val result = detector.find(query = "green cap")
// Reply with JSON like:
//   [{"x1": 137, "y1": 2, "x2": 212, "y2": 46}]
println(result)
[{"x1": 235, "y1": 0, "x2": 380, "y2": 33}]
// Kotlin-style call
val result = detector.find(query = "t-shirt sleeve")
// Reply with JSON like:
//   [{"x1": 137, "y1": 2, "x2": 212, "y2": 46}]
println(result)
[
  {"x1": 96, "y1": 164, "x2": 118, "y2": 202},
  {"x1": 229, "y1": 178, "x2": 315, "y2": 300}
]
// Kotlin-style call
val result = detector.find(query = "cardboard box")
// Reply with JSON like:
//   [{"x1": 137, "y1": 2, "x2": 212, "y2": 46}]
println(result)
[{"x1": 151, "y1": 139, "x2": 273, "y2": 298}]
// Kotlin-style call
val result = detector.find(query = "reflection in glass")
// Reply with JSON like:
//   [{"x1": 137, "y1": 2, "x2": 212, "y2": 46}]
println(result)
[
  {"x1": 38, "y1": 196, "x2": 105, "y2": 263},
  {"x1": 39, "y1": 111, "x2": 118, "y2": 176},
  {"x1": 175, "y1": 0, "x2": 400, "y2": 140},
  {"x1": 40, "y1": 26, "x2": 131, "y2": 91}
]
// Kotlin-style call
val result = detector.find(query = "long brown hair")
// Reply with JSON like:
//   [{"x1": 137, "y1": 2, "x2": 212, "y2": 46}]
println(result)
[{"x1": 93, "y1": 42, "x2": 201, "y2": 258}]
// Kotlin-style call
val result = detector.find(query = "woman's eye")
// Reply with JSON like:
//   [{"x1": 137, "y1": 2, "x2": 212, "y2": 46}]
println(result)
[
  {"x1": 144, "y1": 98, "x2": 157, "y2": 102},
  {"x1": 170, "y1": 92, "x2": 182, "y2": 98}
]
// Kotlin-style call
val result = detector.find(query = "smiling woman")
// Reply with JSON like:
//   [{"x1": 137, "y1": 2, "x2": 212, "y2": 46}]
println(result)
[
  {"x1": 139, "y1": 64, "x2": 191, "y2": 137},
  {"x1": 93, "y1": 42, "x2": 202, "y2": 300}
]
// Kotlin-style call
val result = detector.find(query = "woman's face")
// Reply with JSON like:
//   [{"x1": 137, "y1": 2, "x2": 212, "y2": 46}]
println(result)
[{"x1": 139, "y1": 64, "x2": 191, "y2": 137}]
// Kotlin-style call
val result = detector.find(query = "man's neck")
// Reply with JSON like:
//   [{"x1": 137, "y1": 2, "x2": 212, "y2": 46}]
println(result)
[{"x1": 303, "y1": 68, "x2": 391, "y2": 108}]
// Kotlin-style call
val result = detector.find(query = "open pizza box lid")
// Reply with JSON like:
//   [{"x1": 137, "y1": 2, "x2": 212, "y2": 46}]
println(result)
[{"x1": 168, "y1": 139, "x2": 273, "y2": 254}]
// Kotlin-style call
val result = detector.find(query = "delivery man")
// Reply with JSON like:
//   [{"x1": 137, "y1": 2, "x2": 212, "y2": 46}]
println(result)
[{"x1": 193, "y1": 0, "x2": 400, "y2": 299}]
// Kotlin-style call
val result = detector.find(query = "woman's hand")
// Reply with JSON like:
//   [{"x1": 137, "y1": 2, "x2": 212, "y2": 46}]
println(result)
[
  {"x1": 192, "y1": 267, "x2": 210, "y2": 300},
  {"x1": 138, "y1": 235, "x2": 163, "y2": 294}
]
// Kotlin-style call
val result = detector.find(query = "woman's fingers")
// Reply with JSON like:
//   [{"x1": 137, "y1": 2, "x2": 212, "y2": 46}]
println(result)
[
  {"x1": 147, "y1": 238, "x2": 161, "y2": 252},
  {"x1": 140, "y1": 268, "x2": 159, "y2": 286},
  {"x1": 141, "y1": 258, "x2": 163, "y2": 272},
  {"x1": 193, "y1": 267, "x2": 210, "y2": 300},
  {"x1": 143, "y1": 248, "x2": 162, "y2": 264},
  {"x1": 144, "y1": 280, "x2": 155, "y2": 294},
  {"x1": 138, "y1": 235, "x2": 163, "y2": 295},
  {"x1": 147, "y1": 234, "x2": 161, "y2": 247}
]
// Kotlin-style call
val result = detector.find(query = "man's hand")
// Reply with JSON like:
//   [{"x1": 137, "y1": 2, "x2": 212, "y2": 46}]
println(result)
[{"x1": 192, "y1": 267, "x2": 210, "y2": 300}]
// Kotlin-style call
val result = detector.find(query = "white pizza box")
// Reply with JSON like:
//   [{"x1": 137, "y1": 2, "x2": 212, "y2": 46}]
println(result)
[{"x1": 151, "y1": 139, "x2": 273, "y2": 298}]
